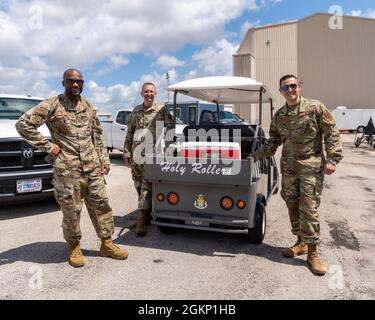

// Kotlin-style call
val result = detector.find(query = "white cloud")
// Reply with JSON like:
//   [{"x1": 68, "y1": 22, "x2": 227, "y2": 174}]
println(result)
[
  {"x1": 0, "y1": 0, "x2": 258, "y2": 97},
  {"x1": 109, "y1": 55, "x2": 130, "y2": 69},
  {"x1": 364, "y1": 10, "x2": 375, "y2": 18},
  {"x1": 255, "y1": 0, "x2": 282, "y2": 9},
  {"x1": 0, "y1": 65, "x2": 58, "y2": 98},
  {"x1": 0, "y1": 0, "x2": 291, "y2": 114},
  {"x1": 154, "y1": 55, "x2": 185, "y2": 70},
  {"x1": 350, "y1": 10, "x2": 363, "y2": 17},
  {"x1": 240, "y1": 19, "x2": 261, "y2": 37},
  {"x1": 95, "y1": 54, "x2": 130, "y2": 76},
  {"x1": 349, "y1": 9, "x2": 375, "y2": 18},
  {"x1": 87, "y1": 69, "x2": 180, "y2": 112},
  {"x1": 87, "y1": 37, "x2": 240, "y2": 111},
  {"x1": 190, "y1": 39, "x2": 239, "y2": 77},
  {"x1": 0, "y1": 0, "x2": 255, "y2": 69},
  {"x1": 241, "y1": 21, "x2": 254, "y2": 36}
]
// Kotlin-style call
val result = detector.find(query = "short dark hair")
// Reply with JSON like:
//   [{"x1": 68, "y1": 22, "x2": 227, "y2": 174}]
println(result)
[
  {"x1": 141, "y1": 82, "x2": 156, "y2": 92},
  {"x1": 279, "y1": 74, "x2": 298, "y2": 87}
]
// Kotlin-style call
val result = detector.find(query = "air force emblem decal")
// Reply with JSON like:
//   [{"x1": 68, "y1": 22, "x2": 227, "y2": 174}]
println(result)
[{"x1": 194, "y1": 194, "x2": 207, "y2": 210}]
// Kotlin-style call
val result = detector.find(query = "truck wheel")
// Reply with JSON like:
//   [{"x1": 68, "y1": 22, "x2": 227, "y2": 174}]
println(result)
[
  {"x1": 247, "y1": 203, "x2": 266, "y2": 244},
  {"x1": 157, "y1": 225, "x2": 178, "y2": 234}
]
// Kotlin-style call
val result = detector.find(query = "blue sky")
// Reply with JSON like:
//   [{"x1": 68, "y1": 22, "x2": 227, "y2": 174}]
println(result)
[{"x1": 0, "y1": 0, "x2": 374, "y2": 112}]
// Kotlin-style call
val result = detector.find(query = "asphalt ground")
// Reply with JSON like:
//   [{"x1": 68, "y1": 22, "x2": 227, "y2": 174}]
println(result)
[{"x1": 0, "y1": 133, "x2": 374, "y2": 300}]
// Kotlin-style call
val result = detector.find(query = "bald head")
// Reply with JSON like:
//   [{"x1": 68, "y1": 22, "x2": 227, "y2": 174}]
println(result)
[
  {"x1": 63, "y1": 68, "x2": 82, "y2": 81},
  {"x1": 62, "y1": 68, "x2": 84, "y2": 99}
]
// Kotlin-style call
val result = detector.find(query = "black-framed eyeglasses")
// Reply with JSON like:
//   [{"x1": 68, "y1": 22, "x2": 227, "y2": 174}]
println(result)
[
  {"x1": 280, "y1": 83, "x2": 298, "y2": 92},
  {"x1": 66, "y1": 78, "x2": 84, "y2": 85}
]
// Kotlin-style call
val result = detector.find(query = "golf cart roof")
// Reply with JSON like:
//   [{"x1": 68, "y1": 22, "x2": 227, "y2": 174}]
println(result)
[{"x1": 168, "y1": 76, "x2": 274, "y2": 104}]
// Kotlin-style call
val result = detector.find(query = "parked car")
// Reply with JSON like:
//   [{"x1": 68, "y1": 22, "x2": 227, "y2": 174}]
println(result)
[
  {"x1": 220, "y1": 111, "x2": 245, "y2": 123},
  {"x1": 165, "y1": 101, "x2": 224, "y2": 125},
  {"x1": 199, "y1": 110, "x2": 248, "y2": 125},
  {"x1": 101, "y1": 109, "x2": 132, "y2": 152},
  {"x1": 0, "y1": 94, "x2": 54, "y2": 204},
  {"x1": 101, "y1": 108, "x2": 187, "y2": 152}
]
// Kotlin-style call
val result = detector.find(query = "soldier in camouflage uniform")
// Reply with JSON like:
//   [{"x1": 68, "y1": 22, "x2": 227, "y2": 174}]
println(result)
[
  {"x1": 123, "y1": 82, "x2": 173, "y2": 236},
  {"x1": 16, "y1": 68, "x2": 129, "y2": 268},
  {"x1": 256, "y1": 75, "x2": 343, "y2": 276}
]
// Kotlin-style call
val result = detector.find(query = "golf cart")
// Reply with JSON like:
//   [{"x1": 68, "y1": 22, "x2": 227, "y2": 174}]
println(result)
[{"x1": 144, "y1": 76, "x2": 279, "y2": 244}]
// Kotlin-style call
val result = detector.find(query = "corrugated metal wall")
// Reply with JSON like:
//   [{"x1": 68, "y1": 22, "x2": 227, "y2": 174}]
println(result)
[
  {"x1": 233, "y1": 53, "x2": 257, "y2": 122},
  {"x1": 234, "y1": 22, "x2": 298, "y2": 126},
  {"x1": 298, "y1": 15, "x2": 375, "y2": 109},
  {"x1": 234, "y1": 13, "x2": 375, "y2": 127}
]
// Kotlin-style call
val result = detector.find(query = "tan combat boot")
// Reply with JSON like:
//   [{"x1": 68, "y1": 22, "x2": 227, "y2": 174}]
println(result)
[
  {"x1": 136, "y1": 209, "x2": 147, "y2": 236},
  {"x1": 69, "y1": 242, "x2": 85, "y2": 268},
  {"x1": 307, "y1": 244, "x2": 327, "y2": 276},
  {"x1": 100, "y1": 238, "x2": 129, "y2": 260},
  {"x1": 281, "y1": 236, "x2": 308, "y2": 258}
]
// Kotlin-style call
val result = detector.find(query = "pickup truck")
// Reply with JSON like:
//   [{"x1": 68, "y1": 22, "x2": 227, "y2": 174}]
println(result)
[
  {"x1": 101, "y1": 109, "x2": 132, "y2": 152},
  {"x1": 0, "y1": 94, "x2": 54, "y2": 204},
  {"x1": 101, "y1": 108, "x2": 187, "y2": 152}
]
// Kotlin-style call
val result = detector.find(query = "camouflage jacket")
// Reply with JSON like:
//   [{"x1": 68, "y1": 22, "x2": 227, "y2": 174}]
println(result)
[
  {"x1": 123, "y1": 102, "x2": 173, "y2": 159},
  {"x1": 16, "y1": 94, "x2": 109, "y2": 172},
  {"x1": 256, "y1": 97, "x2": 343, "y2": 174}
]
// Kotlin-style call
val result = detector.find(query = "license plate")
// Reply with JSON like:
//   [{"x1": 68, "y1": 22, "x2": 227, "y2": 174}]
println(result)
[
  {"x1": 190, "y1": 220, "x2": 209, "y2": 227},
  {"x1": 16, "y1": 179, "x2": 42, "y2": 194}
]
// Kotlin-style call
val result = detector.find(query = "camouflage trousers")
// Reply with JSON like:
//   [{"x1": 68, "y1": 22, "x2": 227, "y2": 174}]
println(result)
[
  {"x1": 53, "y1": 166, "x2": 114, "y2": 245},
  {"x1": 131, "y1": 164, "x2": 152, "y2": 211},
  {"x1": 280, "y1": 169, "x2": 324, "y2": 245}
]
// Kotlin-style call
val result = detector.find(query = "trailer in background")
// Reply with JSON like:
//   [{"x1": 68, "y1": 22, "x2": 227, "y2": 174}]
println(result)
[{"x1": 332, "y1": 107, "x2": 375, "y2": 133}]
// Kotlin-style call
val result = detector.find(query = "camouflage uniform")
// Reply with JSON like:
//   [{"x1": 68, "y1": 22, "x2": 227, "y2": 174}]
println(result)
[
  {"x1": 123, "y1": 102, "x2": 173, "y2": 211},
  {"x1": 16, "y1": 94, "x2": 114, "y2": 244},
  {"x1": 256, "y1": 97, "x2": 343, "y2": 244}
]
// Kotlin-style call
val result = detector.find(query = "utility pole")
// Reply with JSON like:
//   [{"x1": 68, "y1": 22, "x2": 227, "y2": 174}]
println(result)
[{"x1": 166, "y1": 71, "x2": 170, "y2": 104}]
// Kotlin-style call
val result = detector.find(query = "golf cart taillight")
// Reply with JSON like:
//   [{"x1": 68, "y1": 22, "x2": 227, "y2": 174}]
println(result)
[
  {"x1": 237, "y1": 200, "x2": 246, "y2": 209},
  {"x1": 220, "y1": 196, "x2": 234, "y2": 210},
  {"x1": 157, "y1": 193, "x2": 165, "y2": 202},
  {"x1": 168, "y1": 193, "x2": 179, "y2": 205}
]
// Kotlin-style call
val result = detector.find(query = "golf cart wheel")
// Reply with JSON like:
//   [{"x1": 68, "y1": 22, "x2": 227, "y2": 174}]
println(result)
[
  {"x1": 157, "y1": 225, "x2": 178, "y2": 234},
  {"x1": 247, "y1": 202, "x2": 266, "y2": 244}
]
